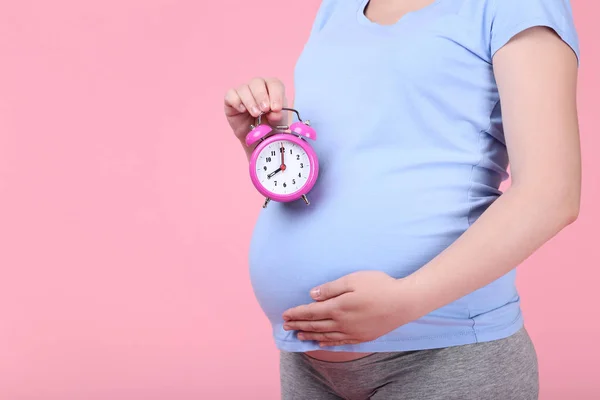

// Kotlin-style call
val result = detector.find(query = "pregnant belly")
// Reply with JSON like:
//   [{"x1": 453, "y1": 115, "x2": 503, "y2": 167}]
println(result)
[{"x1": 248, "y1": 182, "x2": 470, "y2": 324}]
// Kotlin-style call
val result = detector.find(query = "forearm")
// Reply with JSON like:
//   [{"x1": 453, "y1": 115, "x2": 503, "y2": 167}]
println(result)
[{"x1": 403, "y1": 181, "x2": 580, "y2": 318}]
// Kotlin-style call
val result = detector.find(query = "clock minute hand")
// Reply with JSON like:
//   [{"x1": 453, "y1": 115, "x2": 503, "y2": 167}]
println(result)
[{"x1": 280, "y1": 142, "x2": 286, "y2": 170}]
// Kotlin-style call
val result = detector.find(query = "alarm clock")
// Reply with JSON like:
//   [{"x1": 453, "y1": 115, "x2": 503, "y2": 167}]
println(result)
[{"x1": 245, "y1": 107, "x2": 319, "y2": 208}]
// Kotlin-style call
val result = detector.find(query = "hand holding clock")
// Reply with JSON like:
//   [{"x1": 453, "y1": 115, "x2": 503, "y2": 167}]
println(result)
[
  {"x1": 225, "y1": 76, "x2": 318, "y2": 207},
  {"x1": 224, "y1": 77, "x2": 288, "y2": 160}
]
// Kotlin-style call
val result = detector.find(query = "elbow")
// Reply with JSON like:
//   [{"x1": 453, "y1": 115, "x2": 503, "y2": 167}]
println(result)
[
  {"x1": 559, "y1": 179, "x2": 581, "y2": 226},
  {"x1": 562, "y1": 198, "x2": 580, "y2": 226},
  {"x1": 550, "y1": 186, "x2": 581, "y2": 228},
  {"x1": 515, "y1": 179, "x2": 581, "y2": 227}
]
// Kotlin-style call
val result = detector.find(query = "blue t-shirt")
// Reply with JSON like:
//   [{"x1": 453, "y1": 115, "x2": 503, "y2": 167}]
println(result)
[{"x1": 248, "y1": 0, "x2": 580, "y2": 353}]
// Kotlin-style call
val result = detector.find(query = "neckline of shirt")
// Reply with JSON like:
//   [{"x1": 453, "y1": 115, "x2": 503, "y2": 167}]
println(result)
[{"x1": 356, "y1": 0, "x2": 443, "y2": 31}]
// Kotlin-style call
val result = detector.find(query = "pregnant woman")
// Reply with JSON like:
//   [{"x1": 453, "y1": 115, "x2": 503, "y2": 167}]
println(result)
[{"x1": 223, "y1": 0, "x2": 581, "y2": 399}]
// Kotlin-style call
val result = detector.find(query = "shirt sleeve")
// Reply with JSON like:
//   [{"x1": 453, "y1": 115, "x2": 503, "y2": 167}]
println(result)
[{"x1": 489, "y1": 0, "x2": 580, "y2": 65}]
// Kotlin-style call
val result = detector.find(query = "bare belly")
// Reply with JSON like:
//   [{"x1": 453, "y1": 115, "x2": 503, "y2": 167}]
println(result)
[{"x1": 305, "y1": 350, "x2": 374, "y2": 362}]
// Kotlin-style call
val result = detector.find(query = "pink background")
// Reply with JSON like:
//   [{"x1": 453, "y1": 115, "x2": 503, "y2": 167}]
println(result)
[{"x1": 0, "y1": 1, "x2": 598, "y2": 399}]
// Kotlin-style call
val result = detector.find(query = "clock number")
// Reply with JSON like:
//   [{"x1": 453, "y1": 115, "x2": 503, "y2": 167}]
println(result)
[
  {"x1": 289, "y1": 149, "x2": 293, "y2": 154},
  {"x1": 298, "y1": 173, "x2": 301, "y2": 178},
  {"x1": 266, "y1": 157, "x2": 272, "y2": 163},
  {"x1": 279, "y1": 147, "x2": 285, "y2": 154},
  {"x1": 296, "y1": 155, "x2": 300, "y2": 160},
  {"x1": 263, "y1": 166, "x2": 267, "y2": 171},
  {"x1": 300, "y1": 163, "x2": 304, "y2": 168},
  {"x1": 283, "y1": 182, "x2": 287, "y2": 188},
  {"x1": 274, "y1": 181, "x2": 277, "y2": 186},
  {"x1": 271, "y1": 151, "x2": 276, "y2": 156},
  {"x1": 292, "y1": 179, "x2": 296, "y2": 184}
]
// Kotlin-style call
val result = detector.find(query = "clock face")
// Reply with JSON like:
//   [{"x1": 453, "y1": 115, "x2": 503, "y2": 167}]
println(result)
[{"x1": 254, "y1": 139, "x2": 311, "y2": 196}]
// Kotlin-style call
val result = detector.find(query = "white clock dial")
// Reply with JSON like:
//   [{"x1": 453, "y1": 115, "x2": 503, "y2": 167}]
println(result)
[{"x1": 255, "y1": 140, "x2": 311, "y2": 196}]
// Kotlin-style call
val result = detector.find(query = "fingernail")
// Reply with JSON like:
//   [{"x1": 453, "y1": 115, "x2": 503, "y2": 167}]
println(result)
[
  {"x1": 260, "y1": 101, "x2": 269, "y2": 111},
  {"x1": 271, "y1": 101, "x2": 279, "y2": 109},
  {"x1": 297, "y1": 333, "x2": 304, "y2": 340},
  {"x1": 251, "y1": 106, "x2": 260, "y2": 116},
  {"x1": 238, "y1": 104, "x2": 246, "y2": 112},
  {"x1": 310, "y1": 287, "x2": 320, "y2": 298},
  {"x1": 283, "y1": 324, "x2": 290, "y2": 330}
]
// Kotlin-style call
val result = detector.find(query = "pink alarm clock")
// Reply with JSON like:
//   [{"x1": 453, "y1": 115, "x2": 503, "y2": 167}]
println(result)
[{"x1": 245, "y1": 108, "x2": 319, "y2": 208}]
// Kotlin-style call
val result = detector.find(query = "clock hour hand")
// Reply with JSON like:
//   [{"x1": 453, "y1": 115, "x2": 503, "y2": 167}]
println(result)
[{"x1": 267, "y1": 167, "x2": 282, "y2": 179}]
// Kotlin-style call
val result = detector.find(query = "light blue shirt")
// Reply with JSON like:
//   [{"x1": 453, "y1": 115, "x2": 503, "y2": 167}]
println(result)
[{"x1": 248, "y1": 0, "x2": 580, "y2": 352}]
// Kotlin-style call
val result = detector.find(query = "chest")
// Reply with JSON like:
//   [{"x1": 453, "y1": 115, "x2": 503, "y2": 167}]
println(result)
[
  {"x1": 292, "y1": 0, "x2": 501, "y2": 154},
  {"x1": 294, "y1": 6, "x2": 494, "y2": 123}
]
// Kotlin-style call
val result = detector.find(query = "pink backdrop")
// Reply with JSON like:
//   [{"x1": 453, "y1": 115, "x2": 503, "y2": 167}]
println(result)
[{"x1": 0, "y1": 1, "x2": 598, "y2": 399}]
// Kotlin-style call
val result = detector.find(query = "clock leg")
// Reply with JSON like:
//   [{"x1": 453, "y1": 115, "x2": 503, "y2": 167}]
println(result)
[
  {"x1": 263, "y1": 197, "x2": 271, "y2": 208},
  {"x1": 301, "y1": 195, "x2": 310, "y2": 205}
]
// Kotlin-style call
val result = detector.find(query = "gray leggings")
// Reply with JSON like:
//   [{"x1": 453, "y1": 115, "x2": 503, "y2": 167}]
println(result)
[{"x1": 280, "y1": 328, "x2": 538, "y2": 400}]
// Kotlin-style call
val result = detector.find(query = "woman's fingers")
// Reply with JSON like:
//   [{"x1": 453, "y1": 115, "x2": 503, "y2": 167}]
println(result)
[
  {"x1": 265, "y1": 78, "x2": 285, "y2": 112},
  {"x1": 223, "y1": 77, "x2": 287, "y2": 131},
  {"x1": 236, "y1": 84, "x2": 262, "y2": 117},
  {"x1": 265, "y1": 78, "x2": 286, "y2": 123},
  {"x1": 224, "y1": 88, "x2": 245, "y2": 115},
  {"x1": 296, "y1": 331, "x2": 349, "y2": 342},
  {"x1": 248, "y1": 77, "x2": 271, "y2": 113},
  {"x1": 282, "y1": 301, "x2": 335, "y2": 322},
  {"x1": 283, "y1": 319, "x2": 338, "y2": 333},
  {"x1": 318, "y1": 340, "x2": 361, "y2": 347}
]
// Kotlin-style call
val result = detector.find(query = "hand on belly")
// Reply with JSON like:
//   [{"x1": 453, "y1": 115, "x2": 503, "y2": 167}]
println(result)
[{"x1": 281, "y1": 271, "x2": 422, "y2": 348}]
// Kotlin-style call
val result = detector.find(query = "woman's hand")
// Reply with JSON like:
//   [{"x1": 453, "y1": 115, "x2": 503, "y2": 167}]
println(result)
[
  {"x1": 223, "y1": 77, "x2": 288, "y2": 155},
  {"x1": 282, "y1": 271, "x2": 421, "y2": 347}
]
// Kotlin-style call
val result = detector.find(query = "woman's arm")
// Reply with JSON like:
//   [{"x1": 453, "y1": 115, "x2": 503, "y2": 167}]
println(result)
[{"x1": 402, "y1": 25, "x2": 581, "y2": 317}]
